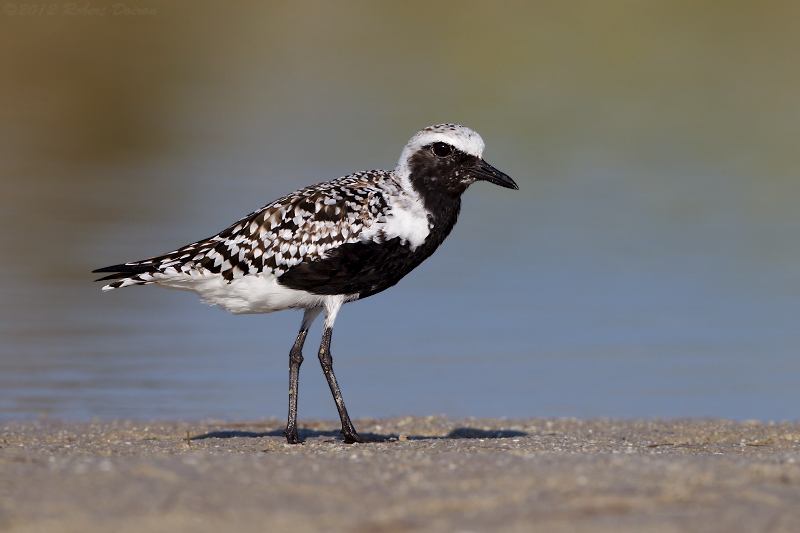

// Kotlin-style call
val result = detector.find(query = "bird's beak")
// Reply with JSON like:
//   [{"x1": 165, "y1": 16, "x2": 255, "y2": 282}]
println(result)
[{"x1": 471, "y1": 159, "x2": 518, "y2": 190}]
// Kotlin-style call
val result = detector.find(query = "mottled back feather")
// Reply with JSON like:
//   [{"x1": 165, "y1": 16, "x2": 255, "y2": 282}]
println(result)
[{"x1": 95, "y1": 171, "x2": 399, "y2": 289}]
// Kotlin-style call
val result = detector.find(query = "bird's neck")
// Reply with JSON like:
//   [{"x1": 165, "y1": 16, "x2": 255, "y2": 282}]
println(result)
[
  {"x1": 410, "y1": 184, "x2": 462, "y2": 256},
  {"x1": 397, "y1": 164, "x2": 466, "y2": 249}
]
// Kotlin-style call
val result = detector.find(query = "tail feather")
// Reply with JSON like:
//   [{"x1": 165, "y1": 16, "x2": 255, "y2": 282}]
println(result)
[
  {"x1": 93, "y1": 262, "x2": 160, "y2": 289},
  {"x1": 92, "y1": 262, "x2": 157, "y2": 281}
]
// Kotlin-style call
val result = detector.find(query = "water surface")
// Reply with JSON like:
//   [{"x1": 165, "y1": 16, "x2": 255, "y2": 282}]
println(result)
[{"x1": 1, "y1": 2, "x2": 798, "y2": 422}]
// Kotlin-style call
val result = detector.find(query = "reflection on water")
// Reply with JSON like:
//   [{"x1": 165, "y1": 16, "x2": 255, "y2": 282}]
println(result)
[{"x1": 1, "y1": 2, "x2": 798, "y2": 421}]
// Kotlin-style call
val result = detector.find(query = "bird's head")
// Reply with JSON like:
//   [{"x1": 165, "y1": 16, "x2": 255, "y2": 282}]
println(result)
[{"x1": 395, "y1": 124, "x2": 518, "y2": 196}]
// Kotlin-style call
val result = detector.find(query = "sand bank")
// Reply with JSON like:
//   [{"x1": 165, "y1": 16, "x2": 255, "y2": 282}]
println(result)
[{"x1": 2, "y1": 416, "x2": 799, "y2": 532}]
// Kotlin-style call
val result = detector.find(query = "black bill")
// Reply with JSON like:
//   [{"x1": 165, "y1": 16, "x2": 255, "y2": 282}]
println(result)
[{"x1": 471, "y1": 159, "x2": 518, "y2": 190}]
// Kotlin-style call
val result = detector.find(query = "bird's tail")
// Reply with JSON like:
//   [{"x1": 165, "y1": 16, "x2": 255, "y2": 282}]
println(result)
[{"x1": 92, "y1": 262, "x2": 160, "y2": 290}]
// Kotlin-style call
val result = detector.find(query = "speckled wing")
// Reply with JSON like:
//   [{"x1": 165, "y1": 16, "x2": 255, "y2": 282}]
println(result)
[{"x1": 94, "y1": 171, "x2": 395, "y2": 289}]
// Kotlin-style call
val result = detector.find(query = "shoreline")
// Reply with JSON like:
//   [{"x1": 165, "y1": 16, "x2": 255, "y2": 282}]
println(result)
[{"x1": 3, "y1": 416, "x2": 799, "y2": 532}]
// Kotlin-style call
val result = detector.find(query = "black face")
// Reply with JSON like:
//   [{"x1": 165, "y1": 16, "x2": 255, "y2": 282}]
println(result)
[{"x1": 407, "y1": 142, "x2": 518, "y2": 199}]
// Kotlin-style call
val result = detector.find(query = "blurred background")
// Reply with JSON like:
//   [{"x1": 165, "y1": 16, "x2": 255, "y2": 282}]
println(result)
[{"x1": 1, "y1": 1, "x2": 798, "y2": 422}]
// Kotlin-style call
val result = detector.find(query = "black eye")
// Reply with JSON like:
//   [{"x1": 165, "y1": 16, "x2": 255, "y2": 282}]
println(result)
[{"x1": 431, "y1": 142, "x2": 453, "y2": 158}]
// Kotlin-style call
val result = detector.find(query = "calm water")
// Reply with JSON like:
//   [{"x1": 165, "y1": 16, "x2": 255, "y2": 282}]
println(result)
[{"x1": 1, "y1": 2, "x2": 798, "y2": 422}]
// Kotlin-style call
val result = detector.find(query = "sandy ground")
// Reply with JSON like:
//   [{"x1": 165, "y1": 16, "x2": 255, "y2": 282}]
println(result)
[{"x1": 1, "y1": 416, "x2": 799, "y2": 533}]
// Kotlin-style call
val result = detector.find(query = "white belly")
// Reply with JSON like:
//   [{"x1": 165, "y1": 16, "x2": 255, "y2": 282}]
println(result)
[{"x1": 151, "y1": 271, "x2": 348, "y2": 315}]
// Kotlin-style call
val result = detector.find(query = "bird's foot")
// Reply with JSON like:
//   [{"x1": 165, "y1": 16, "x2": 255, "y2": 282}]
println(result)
[
  {"x1": 342, "y1": 429, "x2": 386, "y2": 444},
  {"x1": 284, "y1": 427, "x2": 305, "y2": 445}
]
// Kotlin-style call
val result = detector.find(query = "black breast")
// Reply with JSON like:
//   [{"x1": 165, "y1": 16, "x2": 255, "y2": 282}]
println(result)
[{"x1": 277, "y1": 198, "x2": 461, "y2": 298}]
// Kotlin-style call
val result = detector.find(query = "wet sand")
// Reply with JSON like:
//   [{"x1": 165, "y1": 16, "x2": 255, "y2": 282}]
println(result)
[{"x1": 2, "y1": 416, "x2": 799, "y2": 532}]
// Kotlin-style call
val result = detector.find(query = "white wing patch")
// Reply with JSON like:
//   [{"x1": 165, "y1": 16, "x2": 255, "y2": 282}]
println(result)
[{"x1": 360, "y1": 197, "x2": 430, "y2": 251}]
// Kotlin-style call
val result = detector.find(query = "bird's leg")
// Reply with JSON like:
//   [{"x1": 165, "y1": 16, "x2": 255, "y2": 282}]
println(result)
[
  {"x1": 317, "y1": 298, "x2": 381, "y2": 444},
  {"x1": 284, "y1": 329, "x2": 307, "y2": 444},
  {"x1": 317, "y1": 326, "x2": 378, "y2": 444},
  {"x1": 284, "y1": 307, "x2": 321, "y2": 444}
]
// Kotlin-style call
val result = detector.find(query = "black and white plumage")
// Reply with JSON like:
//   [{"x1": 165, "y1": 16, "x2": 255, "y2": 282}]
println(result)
[{"x1": 95, "y1": 124, "x2": 518, "y2": 444}]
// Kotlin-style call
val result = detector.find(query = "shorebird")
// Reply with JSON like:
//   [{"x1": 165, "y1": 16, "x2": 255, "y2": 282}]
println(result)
[{"x1": 94, "y1": 124, "x2": 518, "y2": 444}]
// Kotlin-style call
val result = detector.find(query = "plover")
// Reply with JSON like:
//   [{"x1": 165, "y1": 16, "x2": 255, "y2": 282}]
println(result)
[{"x1": 94, "y1": 124, "x2": 518, "y2": 444}]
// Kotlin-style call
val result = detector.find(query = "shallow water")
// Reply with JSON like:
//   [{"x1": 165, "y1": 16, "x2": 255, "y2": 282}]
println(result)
[{"x1": 1, "y1": 2, "x2": 798, "y2": 422}]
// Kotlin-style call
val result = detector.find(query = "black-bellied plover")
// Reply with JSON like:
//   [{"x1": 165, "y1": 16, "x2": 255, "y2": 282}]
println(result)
[{"x1": 94, "y1": 123, "x2": 518, "y2": 444}]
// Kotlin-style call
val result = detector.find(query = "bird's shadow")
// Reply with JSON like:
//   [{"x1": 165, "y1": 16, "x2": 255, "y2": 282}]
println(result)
[
  {"x1": 443, "y1": 427, "x2": 528, "y2": 439},
  {"x1": 190, "y1": 426, "x2": 527, "y2": 442}
]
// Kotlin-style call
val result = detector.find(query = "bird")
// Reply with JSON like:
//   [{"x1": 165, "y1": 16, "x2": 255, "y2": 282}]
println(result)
[{"x1": 94, "y1": 123, "x2": 518, "y2": 444}]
